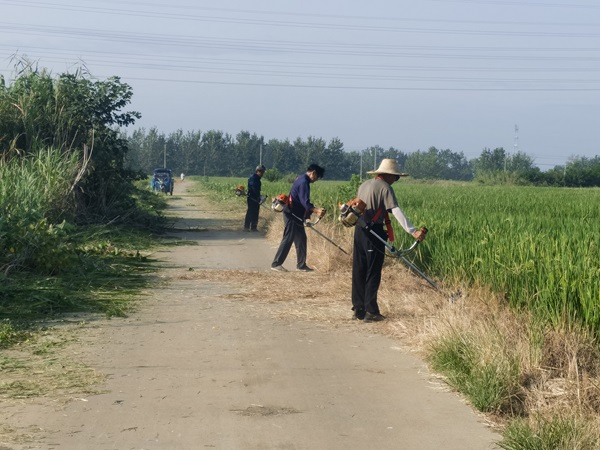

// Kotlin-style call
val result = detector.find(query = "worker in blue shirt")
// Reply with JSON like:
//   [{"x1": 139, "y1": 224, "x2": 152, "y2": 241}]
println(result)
[
  {"x1": 271, "y1": 164, "x2": 326, "y2": 272},
  {"x1": 244, "y1": 164, "x2": 266, "y2": 231}
]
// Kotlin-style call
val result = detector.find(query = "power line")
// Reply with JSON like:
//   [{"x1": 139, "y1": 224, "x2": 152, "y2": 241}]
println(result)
[
  {"x1": 2, "y1": 0, "x2": 599, "y2": 30},
  {"x1": 2, "y1": 22, "x2": 600, "y2": 66},
  {"x1": 428, "y1": 0, "x2": 600, "y2": 9}
]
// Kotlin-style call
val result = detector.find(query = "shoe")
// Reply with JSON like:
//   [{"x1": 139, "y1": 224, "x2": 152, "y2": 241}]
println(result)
[
  {"x1": 363, "y1": 312, "x2": 385, "y2": 322},
  {"x1": 250, "y1": 229, "x2": 259, "y2": 232},
  {"x1": 352, "y1": 309, "x2": 366, "y2": 320},
  {"x1": 271, "y1": 265, "x2": 288, "y2": 272},
  {"x1": 297, "y1": 266, "x2": 314, "y2": 272},
  {"x1": 243, "y1": 228, "x2": 250, "y2": 232}
]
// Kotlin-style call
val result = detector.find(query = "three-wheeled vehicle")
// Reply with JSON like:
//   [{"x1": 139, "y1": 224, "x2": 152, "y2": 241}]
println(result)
[{"x1": 151, "y1": 168, "x2": 174, "y2": 195}]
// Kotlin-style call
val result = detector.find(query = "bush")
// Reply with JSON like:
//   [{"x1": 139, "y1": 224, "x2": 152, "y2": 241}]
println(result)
[{"x1": 262, "y1": 167, "x2": 284, "y2": 182}]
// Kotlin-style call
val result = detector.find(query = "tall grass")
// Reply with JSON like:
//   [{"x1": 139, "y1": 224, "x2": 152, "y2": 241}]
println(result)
[
  {"x1": 0, "y1": 148, "x2": 165, "y2": 322},
  {"x1": 0, "y1": 148, "x2": 78, "y2": 274}
]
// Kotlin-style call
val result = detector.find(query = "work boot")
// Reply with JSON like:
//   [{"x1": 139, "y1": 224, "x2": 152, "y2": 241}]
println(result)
[
  {"x1": 352, "y1": 309, "x2": 366, "y2": 320},
  {"x1": 363, "y1": 312, "x2": 385, "y2": 323}
]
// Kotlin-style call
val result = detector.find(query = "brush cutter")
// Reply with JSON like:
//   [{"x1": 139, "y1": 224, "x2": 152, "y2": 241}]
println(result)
[
  {"x1": 234, "y1": 186, "x2": 270, "y2": 210},
  {"x1": 339, "y1": 199, "x2": 439, "y2": 290},
  {"x1": 370, "y1": 227, "x2": 439, "y2": 290},
  {"x1": 290, "y1": 211, "x2": 349, "y2": 255}
]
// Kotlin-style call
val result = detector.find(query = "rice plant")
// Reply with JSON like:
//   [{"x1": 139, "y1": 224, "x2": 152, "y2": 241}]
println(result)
[{"x1": 389, "y1": 184, "x2": 600, "y2": 334}]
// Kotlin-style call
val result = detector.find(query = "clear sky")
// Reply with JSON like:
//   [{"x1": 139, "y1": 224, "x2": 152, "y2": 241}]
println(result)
[{"x1": 1, "y1": 0, "x2": 599, "y2": 169}]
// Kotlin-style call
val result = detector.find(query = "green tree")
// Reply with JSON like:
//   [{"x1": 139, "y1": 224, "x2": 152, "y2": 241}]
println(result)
[
  {"x1": 564, "y1": 156, "x2": 600, "y2": 187},
  {"x1": 0, "y1": 61, "x2": 141, "y2": 221},
  {"x1": 179, "y1": 130, "x2": 203, "y2": 176},
  {"x1": 363, "y1": 145, "x2": 385, "y2": 173},
  {"x1": 507, "y1": 151, "x2": 536, "y2": 174},
  {"x1": 322, "y1": 137, "x2": 345, "y2": 179},
  {"x1": 265, "y1": 138, "x2": 298, "y2": 175},
  {"x1": 473, "y1": 147, "x2": 508, "y2": 175},
  {"x1": 405, "y1": 147, "x2": 472, "y2": 180},
  {"x1": 231, "y1": 131, "x2": 264, "y2": 177},
  {"x1": 200, "y1": 130, "x2": 231, "y2": 176}
]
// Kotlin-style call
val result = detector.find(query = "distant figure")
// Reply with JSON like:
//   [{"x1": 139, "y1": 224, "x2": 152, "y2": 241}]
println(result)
[
  {"x1": 244, "y1": 165, "x2": 266, "y2": 232},
  {"x1": 180, "y1": 173, "x2": 185, "y2": 181}
]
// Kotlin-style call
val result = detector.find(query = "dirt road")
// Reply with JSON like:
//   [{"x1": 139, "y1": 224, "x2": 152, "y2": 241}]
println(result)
[{"x1": 2, "y1": 181, "x2": 499, "y2": 449}]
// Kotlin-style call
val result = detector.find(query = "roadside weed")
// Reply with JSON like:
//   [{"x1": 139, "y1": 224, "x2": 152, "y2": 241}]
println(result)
[
  {"x1": 498, "y1": 415, "x2": 600, "y2": 450},
  {"x1": 427, "y1": 327, "x2": 522, "y2": 414},
  {"x1": 0, "y1": 320, "x2": 30, "y2": 348}
]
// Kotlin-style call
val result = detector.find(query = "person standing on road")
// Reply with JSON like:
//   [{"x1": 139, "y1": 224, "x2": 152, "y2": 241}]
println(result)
[
  {"x1": 244, "y1": 164, "x2": 266, "y2": 232},
  {"x1": 271, "y1": 164, "x2": 326, "y2": 272},
  {"x1": 352, "y1": 159, "x2": 425, "y2": 322}
]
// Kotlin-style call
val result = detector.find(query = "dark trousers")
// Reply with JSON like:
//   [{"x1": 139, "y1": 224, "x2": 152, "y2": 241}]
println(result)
[
  {"x1": 351, "y1": 224, "x2": 386, "y2": 315},
  {"x1": 271, "y1": 212, "x2": 307, "y2": 269},
  {"x1": 244, "y1": 198, "x2": 260, "y2": 230}
]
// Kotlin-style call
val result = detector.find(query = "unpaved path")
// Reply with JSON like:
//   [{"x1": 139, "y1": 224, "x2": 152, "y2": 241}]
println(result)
[{"x1": 2, "y1": 181, "x2": 499, "y2": 449}]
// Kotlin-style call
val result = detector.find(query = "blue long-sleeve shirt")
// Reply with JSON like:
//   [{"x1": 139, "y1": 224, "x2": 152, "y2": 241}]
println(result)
[
  {"x1": 247, "y1": 173, "x2": 262, "y2": 201},
  {"x1": 288, "y1": 173, "x2": 314, "y2": 219}
]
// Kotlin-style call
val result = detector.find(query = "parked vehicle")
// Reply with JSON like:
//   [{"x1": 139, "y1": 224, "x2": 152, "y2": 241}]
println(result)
[{"x1": 151, "y1": 168, "x2": 174, "y2": 195}]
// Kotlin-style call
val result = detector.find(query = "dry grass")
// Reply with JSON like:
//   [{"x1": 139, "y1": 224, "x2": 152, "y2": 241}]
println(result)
[{"x1": 0, "y1": 327, "x2": 105, "y2": 401}]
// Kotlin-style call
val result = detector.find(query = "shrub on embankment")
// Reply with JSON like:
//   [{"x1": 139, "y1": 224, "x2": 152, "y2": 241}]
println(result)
[
  {"x1": 0, "y1": 147, "x2": 166, "y2": 327},
  {"x1": 0, "y1": 61, "x2": 166, "y2": 332}
]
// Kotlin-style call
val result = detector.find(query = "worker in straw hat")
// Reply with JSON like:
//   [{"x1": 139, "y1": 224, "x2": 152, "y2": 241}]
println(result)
[{"x1": 351, "y1": 158, "x2": 425, "y2": 322}]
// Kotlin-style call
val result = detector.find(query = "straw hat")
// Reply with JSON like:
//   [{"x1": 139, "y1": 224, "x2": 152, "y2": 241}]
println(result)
[{"x1": 367, "y1": 158, "x2": 409, "y2": 176}]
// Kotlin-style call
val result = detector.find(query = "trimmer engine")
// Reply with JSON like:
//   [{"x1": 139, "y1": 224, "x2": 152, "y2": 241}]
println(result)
[
  {"x1": 338, "y1": 198, "x2": 367, "y2": 227},
  {"x1": 271, "y1": 194, "x2": 289, "y2": 212}
]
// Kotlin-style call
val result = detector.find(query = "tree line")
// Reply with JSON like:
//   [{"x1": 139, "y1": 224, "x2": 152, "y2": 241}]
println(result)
[
  {"x1": 3, "y1": 58, "x2": 598, "y2": 191},
  {"x1": 125, "y1": 128, "x2": 600, "y2": 187}
]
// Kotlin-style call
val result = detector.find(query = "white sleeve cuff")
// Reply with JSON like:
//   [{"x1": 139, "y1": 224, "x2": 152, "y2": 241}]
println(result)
[{"x1": 391, "y1": 206, "x2": 417, "y2": 235}]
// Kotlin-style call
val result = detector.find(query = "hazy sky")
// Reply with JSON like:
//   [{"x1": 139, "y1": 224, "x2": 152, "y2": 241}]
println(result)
[{"x1": 1, "y1": 0, "x2": 599, "y2": 169}]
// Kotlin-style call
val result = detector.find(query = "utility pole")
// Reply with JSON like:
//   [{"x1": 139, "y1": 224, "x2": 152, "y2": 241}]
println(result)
[
  {"x1": 360, "y1": 150, "x2": 363, "y2": 180},
  {"x1": 373, "y1": 147, "x2": 377, "y2": 171},
  {"x1": 505, "y1": 125, "x2": 518, "y2": 172},
  {"x1": 260, "y1": 144, "x2": 263, "y2": 166},
  {"x1": 163, "y1": 143, "x2": 166, "y2": 168}
]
